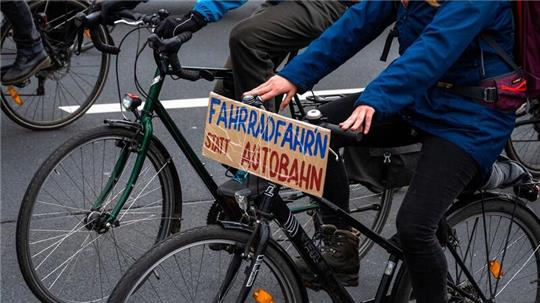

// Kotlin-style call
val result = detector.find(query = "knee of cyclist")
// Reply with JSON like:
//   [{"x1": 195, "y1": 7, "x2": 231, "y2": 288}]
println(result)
[
  {"x1": 396, "y1": 213, "x2": 435, "y2": 248},
  {"x1": 229, "y1": 21, "x2": 258, "y2": 50}
]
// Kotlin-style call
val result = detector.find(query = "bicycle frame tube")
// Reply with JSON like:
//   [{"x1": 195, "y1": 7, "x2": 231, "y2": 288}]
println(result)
[
  {"x1": 290, "y1": 202, "x2": 319, "y2": 214},
  {"x1": 153, "y1": 94, "x2": 219, "y2": 197},
  {"x1": 258, "y1": 183, "x2": 356, "y2": 302}
]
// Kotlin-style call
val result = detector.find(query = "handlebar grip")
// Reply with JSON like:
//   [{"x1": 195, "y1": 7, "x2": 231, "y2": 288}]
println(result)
[
  {"x1": 320, "y1": 122, "x2": 363, "y2": 142},
  {"x1": 77, "y1": 11, "x2": 120, "y2": 54},
  {"x1": 176, "y1": 69, "x2": 201, "y2": 81},
  {"x1": 89, "y1": 27, "x2": 120, "y2": 54}
]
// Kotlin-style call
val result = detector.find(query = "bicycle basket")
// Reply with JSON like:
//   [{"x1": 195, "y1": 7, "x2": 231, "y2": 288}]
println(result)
[{"x1": 343, "y1": 143, "x2": 422, "y2": 193}]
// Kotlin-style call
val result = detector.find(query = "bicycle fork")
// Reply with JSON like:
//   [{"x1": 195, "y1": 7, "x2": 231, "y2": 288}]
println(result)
[
  {"x1": 214, "y1": 220, "x2": 271, "y2": 303},
  {"x1": 88, "y1": 69, "x2": 164, "y2": 228}
]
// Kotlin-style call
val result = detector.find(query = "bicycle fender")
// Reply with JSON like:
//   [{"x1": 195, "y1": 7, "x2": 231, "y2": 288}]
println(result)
[
  {"x1": 218, "y1": 220, "x2": 310, "y2": 303},
  {"x1": 104, "y1": 119, "x2": 183, "y2": 233},
  {"x1": 450, "y1": 192, "x2": 540, "y2": 226}
]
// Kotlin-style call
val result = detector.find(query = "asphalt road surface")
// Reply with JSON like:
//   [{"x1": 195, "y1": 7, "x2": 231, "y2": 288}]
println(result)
[{"x1": 1, "y1": 1, "x2": 539, "y2": 302}]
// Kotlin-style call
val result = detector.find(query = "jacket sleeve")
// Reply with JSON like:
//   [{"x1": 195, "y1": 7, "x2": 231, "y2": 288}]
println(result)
[
  {"x1": 357, "y1": 1, "x2": 501, "y2": 113},
  {"x1": 193, "y1": 0, "x2": 248, "y2": 22},
  {"x1": 278, "y1": 1, "x2": 396, "y2": 93}
]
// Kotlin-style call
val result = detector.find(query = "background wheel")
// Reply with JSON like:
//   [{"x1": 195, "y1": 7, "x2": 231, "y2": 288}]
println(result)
[
  {"x1": 506, "y1": 116, "x2": 540, "y2": 176},
  {"x1": 16, "y1": 126, "x2": 181, "y2": 303},
  {"x1": 391, "y1": 197, "x2": 540, "y2": 302},
  {"x1": 108, "y1": 225, "x2": 304, "y2": 302},
  {"x1": 1, "y1": 0, "x2": 110, "y2": 130}
]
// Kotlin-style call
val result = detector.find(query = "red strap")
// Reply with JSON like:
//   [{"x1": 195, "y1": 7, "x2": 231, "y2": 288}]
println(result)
[{"x1": 500, "y1": 80, "x2": 527, "y2": 93}]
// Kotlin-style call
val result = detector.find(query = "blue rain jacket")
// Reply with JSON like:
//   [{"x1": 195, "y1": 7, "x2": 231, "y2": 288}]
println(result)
[
  {"x1": 193, "y1": 0, "x2": 248, "y2": 22},
  {"x1": 278, "y1": 0, "x2": 516, "y2": 176}
]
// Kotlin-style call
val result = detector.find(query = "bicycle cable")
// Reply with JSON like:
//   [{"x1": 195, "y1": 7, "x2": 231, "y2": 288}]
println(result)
[
  {"x1": 133, "y1": 34, "x2": 151, "y2": 100},
  {"x1": 112, "y1": 25, "x2": 149, "y2": 119}
]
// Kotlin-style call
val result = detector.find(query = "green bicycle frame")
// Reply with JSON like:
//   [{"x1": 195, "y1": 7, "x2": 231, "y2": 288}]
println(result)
[{"x1": 91, "y1": 68, "x2": 220, "y2": 223}]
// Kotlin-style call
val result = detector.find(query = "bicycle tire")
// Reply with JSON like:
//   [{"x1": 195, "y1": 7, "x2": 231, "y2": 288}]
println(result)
[
  {"x1": 1, "y1": 0, "x2": 110, "y2": 130},
  {"x1": 16, "y1": 126, "x2": 181, "y2": 303},
  {"x1": 391, "y1": 196, "x2": 540, "y2": 302},
  {"x1": 206, "y1": 186, "x2": 393, "y2": 260},
  {"x1": 108, "y1": 225, "x2": 304, "y2": 302},
  {"x1": 505, "y1": 117, "x2": 540, "y2": 176}
]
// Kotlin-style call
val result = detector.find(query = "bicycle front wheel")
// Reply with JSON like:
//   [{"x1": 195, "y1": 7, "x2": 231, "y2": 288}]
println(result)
[
  {"x1": 16, "y1": 126, "x2": 181, "y2": 303},
  {"x1": 1, "y1": 0, "x2": 110, "y2": 130},
  {"x1": 391, "y1": 196, "x2": 540, "y2": 302},
  {"x1": 108, "y1": 225, "x2": 304, "y2": 302}
]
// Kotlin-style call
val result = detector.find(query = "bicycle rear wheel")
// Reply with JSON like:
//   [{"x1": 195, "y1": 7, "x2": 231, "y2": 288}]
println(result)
[
  {"x1": 506, "y1": 115, "x2": 540, "y2": 176},
  {"x1": 16, "y1": 126, "x2": 181, "y2": 303},
  {"x1": 391, "y1": 196, "x2": 540, "y2": 302},
  {"x1": 1, "y1": 0, "x2": 110, "y2": 130},
  {"x1": 108, "y1": 225, "x2": 304, "y2": 302}
]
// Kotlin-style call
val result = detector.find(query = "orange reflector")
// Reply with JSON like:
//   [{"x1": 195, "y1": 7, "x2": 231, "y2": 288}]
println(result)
[
  {"x1": 7, "y1": 86, "x2": 24, "y2": 106},
  {"x1": 489, "y1": 259, "x2": 503, "y2": 279},
  {"x1": 253, "y1": 288, "x2": 274, "y2": 303},
  {"x1": 84, "y1": 29, "x2": 91, "y2": 38}
]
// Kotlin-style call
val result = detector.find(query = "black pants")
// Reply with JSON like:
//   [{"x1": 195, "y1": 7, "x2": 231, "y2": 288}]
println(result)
[
  {"x1": 1, "y1": 1, "x2": 43, "y2": 56},
  {"x1": 213, "y1": 1, "x2": 347, "y2": 111},
  {"x1": 319, "y1": 94, "x2": 485, "y2": 303}
]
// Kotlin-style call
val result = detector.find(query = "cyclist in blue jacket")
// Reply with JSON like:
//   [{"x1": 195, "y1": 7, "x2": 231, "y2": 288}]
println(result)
[{"x1": 247, "y1": 1, "x2": 516, "y2": 302}]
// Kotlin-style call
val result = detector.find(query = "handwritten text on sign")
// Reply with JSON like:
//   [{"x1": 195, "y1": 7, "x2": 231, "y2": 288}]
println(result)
[{"x1": 202, "y1": 93, "x2": 330, "y2": 197}]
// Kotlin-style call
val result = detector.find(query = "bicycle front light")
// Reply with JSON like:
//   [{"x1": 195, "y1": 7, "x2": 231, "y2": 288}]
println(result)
[{"x1": 122, "y1": 93, "x2": 142, "y2": 111}]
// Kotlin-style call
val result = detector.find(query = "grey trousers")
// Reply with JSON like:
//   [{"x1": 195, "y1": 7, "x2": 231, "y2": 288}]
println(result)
[
  {"x1": 214, "y1": 1, "x2": 348, "y2": 112},
  {"x1": 1, "y1": 1, "x2": 43, "y2": 56}
]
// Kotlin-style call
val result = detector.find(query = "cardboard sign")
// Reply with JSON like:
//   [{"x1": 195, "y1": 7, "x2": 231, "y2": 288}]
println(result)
[{"x1": 202, "y1": 93, "x2": 331, "y2": 197}]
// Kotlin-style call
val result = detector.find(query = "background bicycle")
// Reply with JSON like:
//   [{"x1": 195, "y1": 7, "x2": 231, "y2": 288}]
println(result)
[
  {"x1": 505, "y1": 98, "x2": 540, "y2": 176},
  {"x1": 0, "y1": 0, "x2": 111, "y2": 130}
]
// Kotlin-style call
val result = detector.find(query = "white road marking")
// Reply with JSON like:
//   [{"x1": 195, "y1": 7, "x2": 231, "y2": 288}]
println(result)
[{"x1": 58, "y1": 88, "x2": 364, "y2": 114}]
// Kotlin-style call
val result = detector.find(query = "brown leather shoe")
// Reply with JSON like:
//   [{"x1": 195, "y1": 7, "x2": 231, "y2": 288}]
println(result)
[{"x1": 294, "y1": 225, "x2": 360, "y2": 288}]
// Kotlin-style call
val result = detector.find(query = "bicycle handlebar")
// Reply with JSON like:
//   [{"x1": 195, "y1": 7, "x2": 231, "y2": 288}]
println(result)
[
  {"x1": 147, "y1": 33, "x2": 213, "y2": 81},
  {"x1": 74, "y1": 8, "x2": 214, "y2": 82},
  {"x1": 75, "y1": 10, "x2": 118, "y2": 54},
  {"x1": 305, "y1": 109, "x2": 363, "y2": 142}
]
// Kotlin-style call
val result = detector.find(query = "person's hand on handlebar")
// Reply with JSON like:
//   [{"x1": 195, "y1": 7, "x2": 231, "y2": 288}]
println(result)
[
  {"x1": 155, "y1": 11, "x2": 207, "y2": 39},
  {"x1": 244, "y1": 75, "x2": 298, "y2": 112},
  {"x1": 339, "y1": 105, "x2": 375, "y2": 135},
  {"x1": 96, "y1": 0, "x2": 143, "y2": 25},
  {"x1": 246, "y1": 75, "x2": 375, "y2": 135}
]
